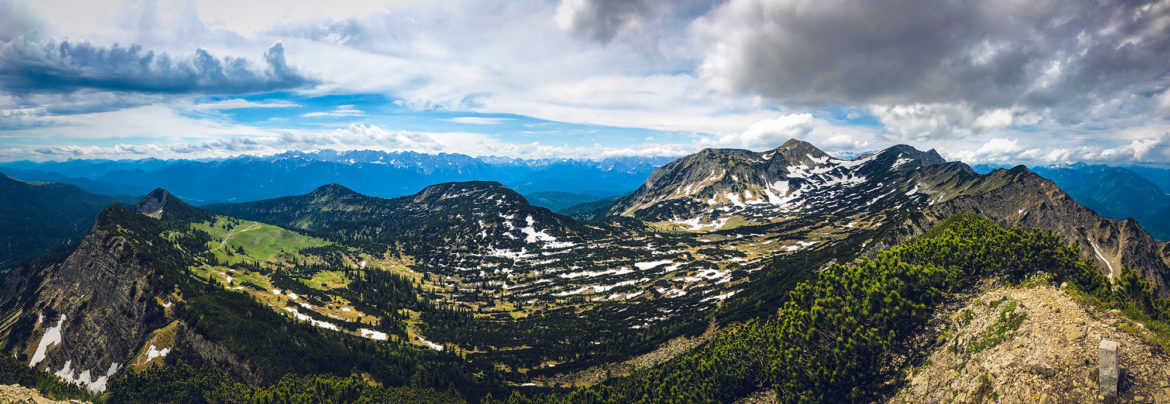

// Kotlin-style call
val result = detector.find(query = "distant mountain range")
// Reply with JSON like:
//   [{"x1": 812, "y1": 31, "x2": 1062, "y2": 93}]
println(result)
[
  {"x1": 0, "y1": 150, "x2": 672, "y2": 205},
  {"x1": 974, "y1": 163, "x2": 1170, "y2": 241}
]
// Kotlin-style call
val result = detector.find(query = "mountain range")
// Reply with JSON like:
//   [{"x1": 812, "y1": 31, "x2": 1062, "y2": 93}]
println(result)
[
  {"x1": 0, "y1": 140, "x2": 1168, "y2": 402},
  {"x1": 0, "y1": 151, "x2": 669, "y2": 204}
]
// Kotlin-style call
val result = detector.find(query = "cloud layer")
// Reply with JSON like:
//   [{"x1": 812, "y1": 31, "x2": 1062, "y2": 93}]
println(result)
[
  {"x1": 693, "y1": 0, "x2": 1170, "y2": 116},
  {"x1": 0, "y1": 0, "x2": 1167, "y2": 168},
  {"x1": 0, "y1": 40, "x2": 315, "y2": 94}
]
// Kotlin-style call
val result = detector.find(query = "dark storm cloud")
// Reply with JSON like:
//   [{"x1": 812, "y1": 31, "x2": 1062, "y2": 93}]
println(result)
[
  {"x1": 0, "y1": 40, "x2": 317, "y2": 95},
  {"x1": 693, "y1": 0, "x2": 1170, "y2": 116},
  {"x1": 556, "y1": 0, "x2": 668, "y2": 43}
]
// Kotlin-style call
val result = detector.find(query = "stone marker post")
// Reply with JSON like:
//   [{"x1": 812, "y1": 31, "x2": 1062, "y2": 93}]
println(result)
[{"x1": 1099, "y1": 339, "x2": 1119, "y2": 398}]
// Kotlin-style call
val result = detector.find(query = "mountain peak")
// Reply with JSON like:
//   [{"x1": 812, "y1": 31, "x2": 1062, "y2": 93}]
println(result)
[
  {"x1": 414, "y1": 181, "x2": 528, "y2": 206},
  {"x1": 310, "y1": 183, "x2": 359, "y2": 197},
  {"x1": 885, "y1": 144, "x2": 947, "y2": 166},
  {"x1": 131, "y1": 188, "x2": 209, "y2": 222},
  {"x1": 133, "y1": 188, "x2": 172, "y2": 218},
  {"x1": 764, "y1": 138, "x2": 830, "y2": 165}
]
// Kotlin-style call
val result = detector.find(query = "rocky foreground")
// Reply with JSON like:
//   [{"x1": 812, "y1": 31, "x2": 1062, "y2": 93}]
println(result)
[
  {"x1": 0, "y1": 385, "x2": 86, "y2": 404},
  {"x1": 894, "y1": 283, "x2": 1170, "y2": 403}
]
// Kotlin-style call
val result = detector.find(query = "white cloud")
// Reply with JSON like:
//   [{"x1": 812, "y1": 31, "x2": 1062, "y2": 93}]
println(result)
[
  {"x1": 447, "y1": 117, "x2": 512, "y2": 125},
  {"x1": 869, "y1": 103, "x2": 978, "y2": 140},
  {"x1": 718, "y1": 114, "x2": 815, "y2": 149},
  {"x1": 192, "y1": 99, "x2": 301, "y2": 110},
  {"x1": 302, "y1": 105, "x2": 363, "y2": 118},
  {"x1": 973, "y1": 108, "x2": 1014, "y2": 130}
]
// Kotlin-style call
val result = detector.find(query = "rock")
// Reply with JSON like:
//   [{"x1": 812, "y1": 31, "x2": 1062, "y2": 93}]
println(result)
[
  {"x1": 1099, "y1": 340, "x2": 1119, "y2": 398},
  {"x1": 0, "y1": 384, "x2": 85, "y2": 403},
  {"x1": 1066, "y1": 325, "x2": 1085, "y2": 341}
]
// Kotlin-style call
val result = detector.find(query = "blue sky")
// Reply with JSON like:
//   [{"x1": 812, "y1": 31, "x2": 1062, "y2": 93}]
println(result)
[{"x1": 1, "y1": 0, "x2": 1168, "y2": 165}]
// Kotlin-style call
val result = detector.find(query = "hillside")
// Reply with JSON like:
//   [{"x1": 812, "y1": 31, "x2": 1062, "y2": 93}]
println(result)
[{"x1": 0, "y1": 173, "x2": 135, "y2": 269}]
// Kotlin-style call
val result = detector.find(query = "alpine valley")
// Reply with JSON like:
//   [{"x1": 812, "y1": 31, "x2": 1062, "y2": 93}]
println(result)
[{"x1": 2, "y1": 139, "x2": 1170, "y2": 403}]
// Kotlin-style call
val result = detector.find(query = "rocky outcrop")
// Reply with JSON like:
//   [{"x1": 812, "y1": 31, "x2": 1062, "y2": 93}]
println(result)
[
  {"x1": 0, "y1": 384, "x2": 87, "y2": 404},
  {"x1": 175, "y1": 324, "x2": 261, "y2": 384},
  {"x1": 132, "y1": 188, "x2": 170, "y2": 218},
  {"x1": 892, "y1": 284, "x2": 1170, "y2": 403}
]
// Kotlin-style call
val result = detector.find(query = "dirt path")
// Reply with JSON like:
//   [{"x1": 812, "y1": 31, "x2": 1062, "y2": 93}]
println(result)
[{"x1": 219, "y1": 223, "x2": 261, "y2": 249}]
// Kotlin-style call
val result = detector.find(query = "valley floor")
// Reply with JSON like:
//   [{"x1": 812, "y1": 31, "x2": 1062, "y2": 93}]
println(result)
[{"x1": 895, "y1": 283, "x2": 1170, "y2": 403}]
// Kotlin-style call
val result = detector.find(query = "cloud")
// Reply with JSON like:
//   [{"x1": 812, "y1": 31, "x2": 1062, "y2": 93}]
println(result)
[
  {"x1": 691, "y1": 0, "x2": 1170, "y2": 124},
  {"x1": 949, "y1": 133, "x2": 1170, "y2": 165},
  {"x1": 719, "y1": 113, "x2": 815, "y2": 149},
  {"x1": 555, "y1": 0, "x2": 662, "y2": 43},
  {"x1": 447, "y1": 117, "x2": 512, "y2": 125},
  {"x1": 302, "y1": 105, "x2": 362, "y2": 118},
  {"x1": 0, "y1": 40, "x2": 316, "y2": 94},
  {"x1": 193, "y1": 99, "x2": 301, "y2": 110},
  {"x1": 868, "y1": 103, "x2": 979, "y2": 140}
]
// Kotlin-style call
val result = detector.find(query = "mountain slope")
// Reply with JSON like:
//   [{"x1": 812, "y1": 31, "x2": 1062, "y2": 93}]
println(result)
[
  {"x1": 0, "y1": 204, "x2": 190, "y2": 391},
  {"x1": 974, "y1": 163, "x2": 1170, "y2": 241},
  {"x1": 1030, "y1": 164, "x2": 1170, "y2": 241},
  {"x1": 0, "y1": 173, "x2": 135, "y2": 269},
  {"x1": 874, "y1": 171, "x2": 1170, "y2": 294}
]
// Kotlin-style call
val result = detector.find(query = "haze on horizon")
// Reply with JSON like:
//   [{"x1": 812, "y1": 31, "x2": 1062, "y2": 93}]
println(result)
[{"x1": 1, "y1": 0, "x2": 1168, "y2": 166}]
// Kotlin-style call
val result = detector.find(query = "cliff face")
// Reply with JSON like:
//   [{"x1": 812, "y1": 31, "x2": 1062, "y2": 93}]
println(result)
[
  {"x1": 872, "y1": 172, "x2": 1170, "y2": 295},
  {"x1": 0, "y1": 214, "x2": 165, "y2": 391}
]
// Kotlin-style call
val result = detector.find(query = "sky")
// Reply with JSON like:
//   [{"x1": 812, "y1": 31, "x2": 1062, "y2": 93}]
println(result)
[{"x1": 0, "y1": 0, "x2": 1168, "y2": 165}]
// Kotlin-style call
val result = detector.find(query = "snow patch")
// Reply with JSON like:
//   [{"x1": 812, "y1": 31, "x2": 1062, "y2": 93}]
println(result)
[
  {"x1": 634, "y1": 260, "x2": 673, "y2": 270},
  {"x1": 146, "y1": 345, "x2": 170, "y2": 362},
  {"x1": 29, "y1": 315, "x2": 64, "y2": 367},
  {"x1": 417, "y1": 336, "x2": 444, "y2": 351},
  {"x1": 283, "y1": 307, "x2": 339, "y2": 331},
  {"x1": 360, "y1": 328, "x2": 388, "y2": 341},
  {"x1": 1087, "y1": 238, "x2": 1115, "y2": 282}
]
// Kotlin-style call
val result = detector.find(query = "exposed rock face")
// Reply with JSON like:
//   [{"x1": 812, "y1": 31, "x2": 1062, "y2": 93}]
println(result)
[
  {"x1": 873, "y1": 171, "x2": 1170, "y2": 294},
  {"x1": 892, "y1": 285, "x2": 1170, "y2": 403},
  {"x1": 886, "y1": 144, "x2": 946, "y2": 166},
  {"x1": 132, "y1": 188, "x2": 170, "y2": 218},
  {"x1": 0, "y1": 209, "x2": 165, "y2": 392}
]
